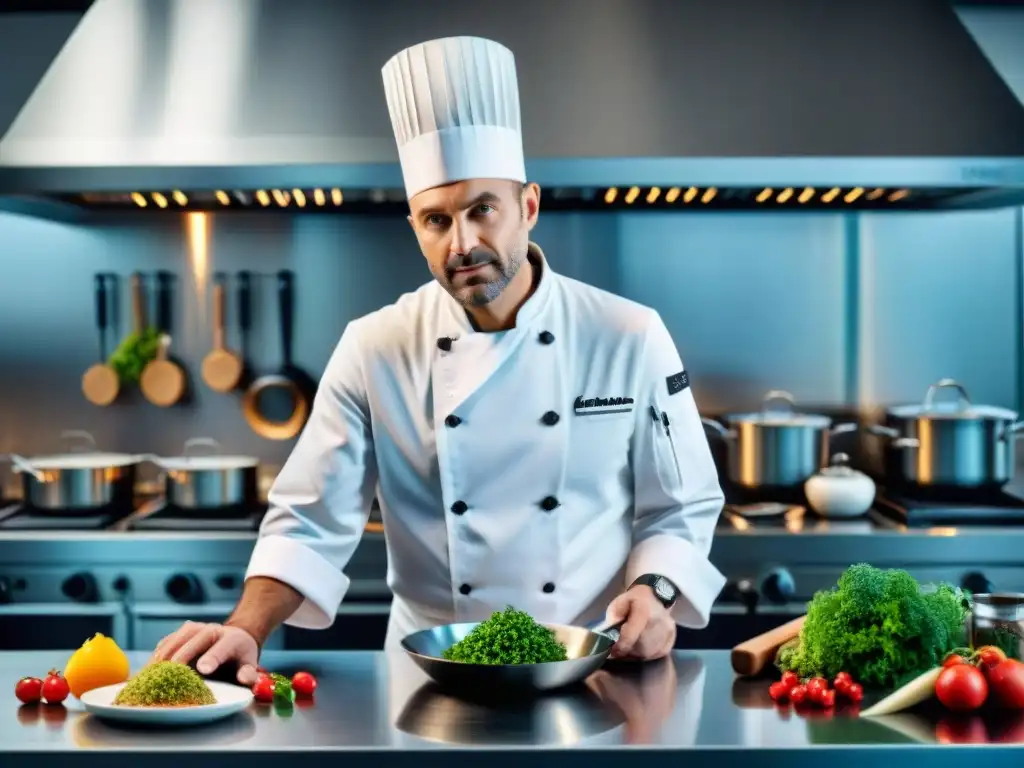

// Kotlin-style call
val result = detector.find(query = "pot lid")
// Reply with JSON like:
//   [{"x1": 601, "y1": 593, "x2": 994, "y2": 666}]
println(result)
[
  {"x1": 888, "y1": 378, "x2": 1018, "y2": 421},
  {"x1": 151, "y1": 438, "x2": 259, "y2": 471},
  {"x1": 16, "y1": 452, "x2": 142, "y2": 469},
  {"x1": 156, "y1": 455, "x2": 259, "y2": 470},
  {"x1": 728, "y1": 389, "x2": 832, "y2": 428},
  {"x1": 813, "y1": 453, "x2": 870, "y2": 480}
]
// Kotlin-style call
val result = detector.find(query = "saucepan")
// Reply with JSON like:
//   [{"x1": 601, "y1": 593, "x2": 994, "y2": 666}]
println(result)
[
  {"x1": 4, "y1": 430, "x2": 141, "y2": 510},
  {"x1": 145, "y1": 438, "x2": 260, "y2": 510},
  {"x1": 401, "y1": 618, "x2": 625, "y2": 695},
  {"x1": 701, "y1": 390, "x2": 859, "y2": 489},
  {"x1": 869, "y1": 378, "x2": 1024, "y2": 490}
]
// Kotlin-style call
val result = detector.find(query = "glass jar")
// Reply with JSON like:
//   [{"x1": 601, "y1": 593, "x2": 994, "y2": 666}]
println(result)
[{"x1": 970, "y1": 593, "x2": 1024, "y2": 661}]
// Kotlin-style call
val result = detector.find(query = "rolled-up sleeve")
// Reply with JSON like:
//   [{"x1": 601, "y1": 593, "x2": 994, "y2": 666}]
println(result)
[
  {"x1": 627, "y1": 311, "x2": 726, "y2": 628},
  {"x1": 245, "y1": 321, "x2": 378, "y2": 629}
]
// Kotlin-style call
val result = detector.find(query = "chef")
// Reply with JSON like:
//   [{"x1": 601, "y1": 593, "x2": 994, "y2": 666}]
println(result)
[{"x1": 150, "y1": 35, "x2": 726, "y2": 685}]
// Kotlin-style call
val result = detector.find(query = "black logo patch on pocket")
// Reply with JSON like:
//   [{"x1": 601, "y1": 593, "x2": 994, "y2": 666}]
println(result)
[{"x1": 666, "y1": 370, "x2": 689, "y2": 396}]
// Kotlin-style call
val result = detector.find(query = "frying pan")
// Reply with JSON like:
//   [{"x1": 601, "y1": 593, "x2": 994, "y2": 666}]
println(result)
[
  {"x1": 81, "y1": 273, "x2": 120, "y2": 406},
  {"x1": 242, "y1": 270, "x2": 314, "y2": 440},
  {"x1": 401, "y1": 618, "x2": 625, "y2": 695},
  {"x1": 140, "y1": 271, "x2": 186, "y2": 407}
]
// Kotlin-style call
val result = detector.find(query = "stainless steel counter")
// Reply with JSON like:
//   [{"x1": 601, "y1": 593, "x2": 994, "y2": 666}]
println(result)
[{"x1": 3, "y1": 650, "x2": 1024, "y2": 767}]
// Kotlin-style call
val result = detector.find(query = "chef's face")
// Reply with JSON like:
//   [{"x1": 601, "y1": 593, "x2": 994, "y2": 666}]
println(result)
[{"x1": 408, "y1": 178, "x2": 540, "y2": 307}]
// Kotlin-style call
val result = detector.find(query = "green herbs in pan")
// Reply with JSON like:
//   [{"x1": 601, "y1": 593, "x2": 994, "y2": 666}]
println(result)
[
  {"x1": 442, "y1": 606, "x2": 569, "y2": 665},
  {"x1": 776, "y1": 563, "x2": 970, "y2": 689}
]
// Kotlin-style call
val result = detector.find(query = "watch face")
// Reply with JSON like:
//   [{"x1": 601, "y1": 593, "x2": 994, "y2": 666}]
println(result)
[{"x1": 654, "y1": 578, "x2": 674, "y2": 602}]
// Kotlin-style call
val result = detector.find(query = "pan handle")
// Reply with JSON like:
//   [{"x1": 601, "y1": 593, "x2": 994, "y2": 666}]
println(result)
[
  {"x1": 590, "y1": 617, "x2": 627, "y2": 644},
  {"x1": 155, "y1": 270, "x2": 174, "y2": 334},
  {"x1": 278, "y1": 270, "x2": 294, "y2": 367},
  {"x1": 237, "y1": 271, "x2": 252, "y2": 334}
]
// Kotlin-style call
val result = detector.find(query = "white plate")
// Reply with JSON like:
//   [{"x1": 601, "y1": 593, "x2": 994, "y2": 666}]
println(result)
[{"x1": 80, "y1": 680, "x2": 253, "y2": 726}]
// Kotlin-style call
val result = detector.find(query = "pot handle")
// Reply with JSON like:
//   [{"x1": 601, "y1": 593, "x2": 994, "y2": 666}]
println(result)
[
  {"x1": 922, "y1": 378, "x2": 971, "y2": 412},
  {"x1": 1003, "y1": 421, "x2": 1024, "y2": 441},
  {"x1": 60, "y1": 429, "x2": 98, "y2": 453},
  {"x1": 761, "y1": 390, "x2": 796, "y2": 414},
  {"x1": 867, "y1": 424, "x2": 919, "y2": 449},
  {"x1": 701, "y1": 418, "x2": 736, "y2": 440},
  {"x1": 7, "y1": 454, "x2": 45, "y2": 481},
  {"x1": 183, "y1": 437, "x2": 223, "y2": 457}
]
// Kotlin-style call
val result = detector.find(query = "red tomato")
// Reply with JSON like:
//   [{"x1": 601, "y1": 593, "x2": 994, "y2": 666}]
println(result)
[
  {"x1": 820, "y1": 689, "x2": 836, "y2": 708},
  {"x1": 769, "y1": 682, "x2": 790, "y2": 702},
  {"x1": 936, "y1": 664, "x2": 988, "y2": 712},
  {"x1": 789, "y1": 685, "x2": 808, "y2": 705},
  {"x1": 944, "y1": 654, "x2": 966, "y2": 668},
  {"x1": 845, "y1": 683, "x2": 864, "y2": 703},
  {"x1": 252, "y1": 677, "x2": 275, "y2": 703},
  {"x1": 977, "y1": 646, "x2": 1008, "y2": 667},
  {"x1": 833, "y1": 671, "x2": 852, "y2": 688},
  {"x1": 806, "y1": 678, "x2": 827, "y2": 699},
  {"x1": 988, "y1": 660, "x2": 1024, "y2": 709},
  {"x1": 780, "y1": 671, "x2": 800, "y2": 690},
  {"x1": 14, "y1": 676, "x2": 42, "y2": 704},
  {"x1": 291, "y1": 671, "x2": 317, "y2": 698},
  {"x1": 41, "y1": 669, "x2": 69, "y2": 704}
]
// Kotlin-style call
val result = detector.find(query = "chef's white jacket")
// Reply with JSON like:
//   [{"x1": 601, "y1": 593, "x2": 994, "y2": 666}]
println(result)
[{"x1": 246, "y1": 243, "x2": 726, "y2": 649}]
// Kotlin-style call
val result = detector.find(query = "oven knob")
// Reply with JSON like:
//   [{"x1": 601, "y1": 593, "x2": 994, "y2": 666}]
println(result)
[
  {"x1": 214, "y1": 574, "x2": 238, "y2": 590},
  {"x1": 723, "y1": 579, "x2": 758, "y2": 611},
  {"x1": 961, "y1": 572, "x2": 993, "y2": 595},
  {"x1": 0, "y1": 577, "x2": 10, "y2": 605},
  {"x1": 62, "y1": 572, "x2": 98, "y2": 602},
  {"x1": 112, "y1": 576, "x2": 131, "y2": 593},
  {"x1": 760, "y1": 568, "x2": 796, "y2": 604},
  {"x1": 166, "y1": 574, "x2": 204, "y2": 604}
]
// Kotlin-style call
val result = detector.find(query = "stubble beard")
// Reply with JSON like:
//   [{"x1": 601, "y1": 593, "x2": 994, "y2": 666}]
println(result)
[{"x1": 452, "y1": 240, "x2": 527, "y2": 308}]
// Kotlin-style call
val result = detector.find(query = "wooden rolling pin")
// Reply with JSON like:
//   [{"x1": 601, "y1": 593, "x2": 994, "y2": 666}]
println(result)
[{"x1": 730, "y1": 615, "x2": 806, "y2": 676}]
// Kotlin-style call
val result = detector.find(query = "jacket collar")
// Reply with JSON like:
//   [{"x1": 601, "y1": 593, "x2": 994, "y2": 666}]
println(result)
[{"x1": 437, "y1": 241, "x2": 556, "y2": 338}]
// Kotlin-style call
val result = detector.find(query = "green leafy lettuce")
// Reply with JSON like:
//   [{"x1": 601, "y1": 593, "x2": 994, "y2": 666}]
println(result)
[{"x1": 776, "y1": 563, "x2": 970, "y2": 689}]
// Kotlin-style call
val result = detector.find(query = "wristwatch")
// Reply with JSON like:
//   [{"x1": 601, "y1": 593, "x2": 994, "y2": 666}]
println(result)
[{"x1": 631, "y1": 574, "x2": 679, "y2": 608}]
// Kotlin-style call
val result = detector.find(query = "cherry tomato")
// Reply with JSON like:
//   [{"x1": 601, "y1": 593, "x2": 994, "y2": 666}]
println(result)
[
  {"x1": 41, "y1": 669, "x2": 69, "y2": 704},
  {"x1": 252, "y1": 677, "x2": 275, "y2": 703},
  {"x1": 936, "y1": 664, "x2": 988, "y2": 712},
  {"x1": 944, "y1": 653, "x2": 966, "y2": 668},
  {"x1": 988, "y1": 659, "x2": 1024, "y2": 709},
  {"x1": 820, "y1": 689, "x2": 836, "y2": 708},
  {"x1": 789, "y1": 685, "x2": 808, "y2": 705},
  {"x1": 780, "y1": 671, "x2": 800, "y2": 690},
  {"x1": 845, "y1": 682, "x2": 864, "y2": 703},
  {"x1": 833, "y1": 671, "x2": 852, "y2": 688},
  {"x1": 14, "y1": 676, "x2": 42, "y2": 704},
  {"x1": 291, "y1": 671, "x2": 317, "y2": 698},
  {"x1": 769, "y1": 682, "x2": 790, "y2": 702},
  {"x1": 806, "y1": 677, "x2": 827, "y2": 699},
  {"x1": 977, "y1": 646, "x2": 1008, "y2": 669}
]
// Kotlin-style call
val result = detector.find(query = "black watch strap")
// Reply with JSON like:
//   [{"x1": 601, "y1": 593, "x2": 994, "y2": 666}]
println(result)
[{"x1": 631, "y1": 573, "x2": 679, "y2": 607}]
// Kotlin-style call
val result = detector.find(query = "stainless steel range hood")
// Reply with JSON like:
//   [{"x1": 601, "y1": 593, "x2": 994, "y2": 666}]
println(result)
[{"x1": 2, "y1": 0, "x2": 1024, "y2": 216}]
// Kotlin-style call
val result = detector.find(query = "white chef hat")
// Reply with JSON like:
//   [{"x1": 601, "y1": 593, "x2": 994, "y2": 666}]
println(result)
[{"x1": 381, "y1": 36, "x2": 526, "y2": 200}]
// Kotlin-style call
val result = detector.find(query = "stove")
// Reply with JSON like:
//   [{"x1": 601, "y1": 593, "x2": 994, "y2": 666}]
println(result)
[
  {"x1": 0, "y1": 502, "x2": 136, "y2": 530},
  {"x1": 871, "y1": 485, "x2": 1024, "y2": 527},
  {"x1": 126, "y1": 499, "x2": 267, "y2": 532}
]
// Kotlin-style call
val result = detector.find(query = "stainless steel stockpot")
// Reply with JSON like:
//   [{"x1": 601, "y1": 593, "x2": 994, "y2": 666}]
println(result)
[{"x1": 702, "y1": 390, "x2": 859, "y2": 489}]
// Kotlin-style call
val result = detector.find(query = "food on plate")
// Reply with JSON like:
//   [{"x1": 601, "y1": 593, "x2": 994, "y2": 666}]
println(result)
[
  {"x1": 42, "y1": 669, "x2": 70, "y2": 704},
  {"x1": 64, "y1": 632, "x2": 131, "y2": 698},
  {"x1": 291, "y1": 671, "x2": 317, "y2": 698},
  {"x1": 987, "y1": 659, "x2": 1024, "y2": 709},
  {"x1": 113, "y1": 661, "x2": 215, "y2": 707},
  {"x1": 441, "y1": 606, "x2": 569, "y2": 664},
  {"x1": 935, "y1": 663, "x2": 988, "y2": 712},
  {"x1": 14, "y1": 676, "x2": 43, "y2": 704},
  {"x1": 775, "y1": 563, "x2": 969, "y2": 689}
]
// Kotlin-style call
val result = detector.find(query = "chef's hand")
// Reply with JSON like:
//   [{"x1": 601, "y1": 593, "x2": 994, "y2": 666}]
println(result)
[
  {"x1": 148, "y1": 621, "x2": 261, "y2": 686},
  {"x1": 604, "y1": 585, "x2": 676, "y2": 661}
]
